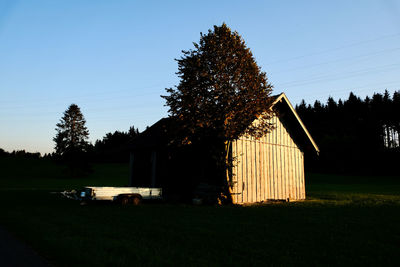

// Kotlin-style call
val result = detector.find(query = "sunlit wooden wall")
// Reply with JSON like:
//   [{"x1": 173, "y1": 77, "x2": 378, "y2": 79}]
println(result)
[{"x1": 231, "y1": 115, "x2": 305, "y2": 204}]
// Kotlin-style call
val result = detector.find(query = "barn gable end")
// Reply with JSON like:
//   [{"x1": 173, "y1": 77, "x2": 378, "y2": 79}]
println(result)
[{"x1": 231, "y1": 93, "x2": 318, "y2": 203}]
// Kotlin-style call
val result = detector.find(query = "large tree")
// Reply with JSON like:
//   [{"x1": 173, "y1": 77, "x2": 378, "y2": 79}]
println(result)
[
  {"x1": 54, "y1": 104, "x2": 90, "y2": 157},
  {"x1": 163, "y1": 23, "x2": 274, "y2": 143},
  {"x1": 162, "y1": 23, "x2": 274, "y2": 198}
]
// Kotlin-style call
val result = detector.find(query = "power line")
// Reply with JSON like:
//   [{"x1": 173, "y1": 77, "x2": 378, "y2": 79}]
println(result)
[
  {"x1": 0, "y1": 83, "x2": 168, "y2": 105},
  {"x1": 271, "y1": 47, "x2": 400, "y2": 74},
  {"x1": 267, "y1": 32, "x2": 400, "y2": 65},
  {"x1": 0, "y1": 90, "x2": 165, "y2": 111},
  {"x1": 277, "y1": 63, "x2": 400, "y2": 88}
]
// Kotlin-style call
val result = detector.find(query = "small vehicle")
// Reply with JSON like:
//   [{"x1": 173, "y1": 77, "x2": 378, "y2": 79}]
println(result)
[{"x1": 79, "y1": 186, "x2": 162, "y2": 205}]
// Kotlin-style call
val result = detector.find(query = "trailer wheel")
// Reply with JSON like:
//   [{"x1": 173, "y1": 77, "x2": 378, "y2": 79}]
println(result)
[
  {"x1": 132, "y1": 196, "x2": 141, "y2": 206},
  {"x1": 121, "y1": 196, "x2": 130, "y2": 205}
]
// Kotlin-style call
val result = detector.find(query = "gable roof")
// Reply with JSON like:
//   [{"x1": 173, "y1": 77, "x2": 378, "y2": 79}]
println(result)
[
  {"x1": 271, "y1": 93, "x2": 319, "y2": 153},
  {"x1": 131, "y1": 93, "x2": 319, "y2": 153},
  {"x1": 129, "y1": 117, "x2": 178, "y2": 150}
]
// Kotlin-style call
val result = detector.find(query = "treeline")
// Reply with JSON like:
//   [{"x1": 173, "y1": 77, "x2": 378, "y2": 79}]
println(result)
[
  {"x1": 90, "y1": 126, "x2": 140, "y2": 162},
  {"x1": 0, "y1": 148, "x2": 42, "y2": 159},
  {"x1": 296, "y1": 90, "x2": 400, "y2": 174},
  {"x1": 0, "y1": 126, "x2": 140, "y2": 163}
]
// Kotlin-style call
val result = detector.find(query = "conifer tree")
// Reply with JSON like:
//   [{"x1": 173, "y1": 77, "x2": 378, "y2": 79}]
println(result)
[
  {"x1": 393, "y1": 91, "x2": 400, "y2": 146},
  {"x1": 54, "y1": 104, "x2": 90, "y2": 157}
]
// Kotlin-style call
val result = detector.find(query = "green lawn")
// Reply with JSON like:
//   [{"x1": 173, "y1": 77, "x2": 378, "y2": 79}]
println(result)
[{"x1": 0, "y1": 157, "x2": 399, "y2": 266}]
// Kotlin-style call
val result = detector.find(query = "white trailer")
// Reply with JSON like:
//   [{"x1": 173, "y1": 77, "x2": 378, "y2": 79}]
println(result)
[{"x1": 80, "y1": 186, "x2": 162, "y2": 205}]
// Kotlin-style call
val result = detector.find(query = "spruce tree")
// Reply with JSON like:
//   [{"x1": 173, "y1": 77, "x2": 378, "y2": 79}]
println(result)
[{"x1": 54, "y1": 104, "x2": 90, "y2": 157}]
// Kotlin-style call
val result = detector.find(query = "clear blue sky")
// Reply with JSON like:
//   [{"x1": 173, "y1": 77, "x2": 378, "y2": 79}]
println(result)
[{"x1": 1, "y1": 0, "x2": 400, "y2": 154}]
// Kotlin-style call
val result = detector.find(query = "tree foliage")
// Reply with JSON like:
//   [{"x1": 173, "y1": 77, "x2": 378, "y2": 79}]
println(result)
[
  {"x1": 54, "y1": 104, "x2": 90, "y2": 157},
  {"x1": 162, "y1": 23, "x2": 274, "y2": 143}
]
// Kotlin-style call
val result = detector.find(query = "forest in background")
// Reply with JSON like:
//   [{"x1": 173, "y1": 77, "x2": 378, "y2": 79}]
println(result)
[
  {"x1": 0, "y1": 126, "x2": 140, "y2": 164},
  {"x1": 296, "y1": 90, "x2": 400, "y2": 174}
]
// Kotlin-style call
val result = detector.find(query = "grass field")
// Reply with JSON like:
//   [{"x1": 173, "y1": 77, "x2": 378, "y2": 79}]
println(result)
[{"x1": 0, "y1": 157, "x2": 399, "y2": 266}]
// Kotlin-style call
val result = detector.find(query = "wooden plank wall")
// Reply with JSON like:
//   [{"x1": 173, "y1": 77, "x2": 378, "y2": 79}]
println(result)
[{"x1": 232, "y1": 116, "x2": 305, "y2": 204}]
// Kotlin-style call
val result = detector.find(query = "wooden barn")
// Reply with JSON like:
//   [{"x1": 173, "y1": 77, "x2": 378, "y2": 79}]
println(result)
[
  {"x1": 230, "y1": 93, "x2": 319, "y2": 203},
  {"x1": 129, "y1": 93, "x2": 319, "y2": 204}
]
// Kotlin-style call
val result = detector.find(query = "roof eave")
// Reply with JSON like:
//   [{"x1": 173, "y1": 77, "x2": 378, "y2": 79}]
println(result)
[{"x1": 272, "y1": 93, "x2": 320, "y2": 153}]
